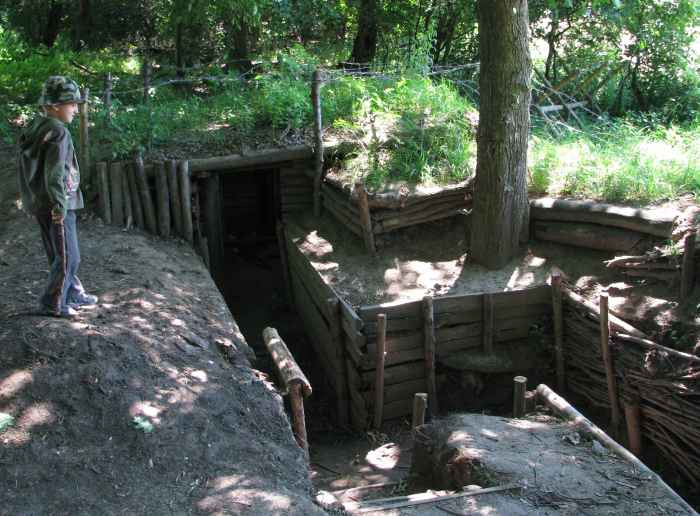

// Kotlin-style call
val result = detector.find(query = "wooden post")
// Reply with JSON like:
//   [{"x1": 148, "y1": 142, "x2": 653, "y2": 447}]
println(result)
[
  {"x1": 178, "y1": 160, "x2": 194, "y2": 243},
  {"x1": 356, "y1": 181, "x2": 376, "y2": 255},
  {"x1": 262, "y1": 327, "x2": 312, "y2": 459},
  {"x1": 78, "y1": 88, "x2": 90, "y2": 185},
  {"x1": 311, "y1": 69, "x2": 324, "y2": 217},
  {"x1": 624, "y1": 394, "x2": 642, "y2": 457},
  {"x1": 681, "y1": 232, "x2": 696, "y2": 300},
  {"x1": 328, "y1": 297, "x2": 350, "y2": 428},
  {"x1": 133, "y1": 154, "x2": 158, "y2": 234},
  {"x1": 536, "y1": 384, "x2": 698, "y2": 516},
  {"x1": 600, "y1": 293, "x2": 621, "y2": 435},
  {"x1": 513, "y1": 376, "x2": 527, "y2": 418},
  {"x1": 167, "y1": 160, "x2": 183, "y2": 237},
  {"x1": 422, "y1": 296, "x2": 438, "y2": 417},
  {"x1": 96, "y1": 162, "x2": 111, "y2": 224},
  {"x1": 109, "y1": 162, "x2": 124, "y2": 227},
  {"x1": 126, "y1": 163, "x2": 145, "y2": 229},
  {"x1": 551, "y1": 271, "x2": 566, "y2": 393},
  {"x1": 103, "y1": 72, "x2": 113, "y2": 123},
  {"x1": 482, "y1": 292, "x2": 495, "y2": 354},
  {"x1": 121, "y1": 166, "x2": 133, "y2": 230},
  {"x1": 373, "y1": 313, "x2": 387, "y2": 429},
  {"x1": 276, "y1": 221, "x2": 293, "y2": 306},
  {"x1": 412, "y1": 393, "x2": 428, "y2": 430},
  {"x1": 155, "y1": 161, "x2": 171, "y2": 238},
  {"x1": 204, "y1": 173, "x2": 223, "y2": 281}
]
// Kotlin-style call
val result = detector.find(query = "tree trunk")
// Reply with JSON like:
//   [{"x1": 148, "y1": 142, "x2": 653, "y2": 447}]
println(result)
[
  {"x1": 43, "y1": 1, "x2": 65, "y2": 48},
  {"x1": 224, "y1": 19, "x2": 253, "y2": 74},
  {"x1": 469, "y1": 0, "x2": 531, "y2": 269},
  {"x1": 350, "y1": 0, "x2": 379, "y2": 66}
]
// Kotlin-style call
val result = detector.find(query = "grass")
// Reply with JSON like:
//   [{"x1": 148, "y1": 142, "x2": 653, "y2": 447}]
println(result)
[{"x1": 1, "y1": 41, "x2": 699, "y2": 204}]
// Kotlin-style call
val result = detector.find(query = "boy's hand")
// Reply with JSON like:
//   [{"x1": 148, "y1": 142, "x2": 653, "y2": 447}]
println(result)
[{"x1": 51, "y1": 206, "x2": 64, "y2": 224}]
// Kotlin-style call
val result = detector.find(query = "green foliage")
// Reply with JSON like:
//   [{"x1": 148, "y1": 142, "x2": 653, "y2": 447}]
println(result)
[{"x1": 530, "y1": 120, "x2": 700, "y2": 202}]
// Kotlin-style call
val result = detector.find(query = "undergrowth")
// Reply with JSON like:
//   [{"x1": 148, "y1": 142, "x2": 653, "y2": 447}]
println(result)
[{"x1": 1, "y1": 43, "x2": 699, "y2": 203}]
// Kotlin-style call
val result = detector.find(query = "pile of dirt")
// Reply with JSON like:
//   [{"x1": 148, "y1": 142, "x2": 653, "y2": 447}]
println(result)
[{"x1": 0, "y1": 153, "x2": 325, "y2": 514}]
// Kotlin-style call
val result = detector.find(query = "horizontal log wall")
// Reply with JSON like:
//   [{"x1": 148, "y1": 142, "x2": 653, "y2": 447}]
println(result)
[
  {"x1": 280, "y1": 163, "x2": 314, "y2": 217},
  {"x1": 561, "y1": 296, "x2": 700, "y2": 487},
  {"x1": 347, "y1": 285, "x2": 553, "y2": 425}
]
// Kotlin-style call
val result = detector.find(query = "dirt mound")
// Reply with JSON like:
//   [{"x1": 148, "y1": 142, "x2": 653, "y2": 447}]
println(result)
[{"x1": 0, "y1": 207, "x2": 325, "y2": 515}]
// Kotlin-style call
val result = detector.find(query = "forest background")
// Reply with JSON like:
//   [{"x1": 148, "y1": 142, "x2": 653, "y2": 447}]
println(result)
[{"x1": 1, "y1": 0, "x2": 700, "y2": 203}]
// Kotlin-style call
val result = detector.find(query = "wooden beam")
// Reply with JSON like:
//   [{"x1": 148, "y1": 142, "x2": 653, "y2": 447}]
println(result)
[
  {"x1": 600, "y1": 293, "x2": 621, "y2": 435},
  {"x1": 167, "y1": 160, "x2": 183, "y2": 237},
  {"x1": 551, "y1": 272, "x2": 565, "y2": 393},
  {"x1": 96, "y1": 162, "x2": 111, "y2": 224},
  {"x1": 188, "y1": 145, "x2": 313, "y2": 172},
  {"x1": 422, "y1": 296, "x2": 438, "y2": 417},
  {"x1": 155, "y1": 162, "x2": 171, "y2": 237},
  {"x1": 126, "y1": 163, "x2": 144, "y2": 229},
  {"x1": 178, "y1": 160, "x2": 194, "y2": 243},
  {"x1": 109, "y1": 161, "x2": 124, "y2": 227},
  {"x1": 513, "y1": 376, "x2": 527, "y2": 418},
  {"x1": 482, "y1": 292, "x2": 495, "y2": 354},
  {"x1": 133, "y1": 154, "x2": 158, "y2": 234},
  {"x1": 311, "y1": 69, "x2": 324, "y2": 217},
  {"x1": 373, "y1": 313, "x2": 387, "y2": 429}
]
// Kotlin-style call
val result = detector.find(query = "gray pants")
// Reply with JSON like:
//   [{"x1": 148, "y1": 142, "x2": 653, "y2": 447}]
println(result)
[{"x1": 36, "y1": 209, "x2": 85, "y2": 312}]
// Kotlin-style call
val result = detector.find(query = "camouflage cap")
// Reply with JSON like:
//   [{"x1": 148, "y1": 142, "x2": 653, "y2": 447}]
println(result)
[{"x1": 38, "y1": 76, "x2": 84, "y2": 106}]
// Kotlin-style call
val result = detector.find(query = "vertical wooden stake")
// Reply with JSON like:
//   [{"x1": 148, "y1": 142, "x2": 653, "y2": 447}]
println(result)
[
  {"x1": 96, "y1": 162, "x2": 111, "y2": 224},
  {"x1": 681, "y1": 232, "x2": 696, "y2": 300},
  {"x1": 133, "y1": 154, "x2": 158, "y2": 234},
  {"x1": 289, "y1": 383, "x2": 309, "y2": 459},
  {"x1": 121, "y1": 166, "x2": 133, "y2": 230},
  {"x1": 551, "y1": 271, "x2": 566, "y2": 393},
  {"x1": 356, "y1": 181, "x2": 376, "y2": 255},
  {"x1": 126, "y1": 163, "x2": 145, "y2": 229},
  {"x1": 600, "y1": 293, "x2": 621, "y2": 435},
  {"x1": 482, "y1": 292, "x2": 495, "y2": 354},
  {"x1": 412, "y1": 393, "x2": 428, "y2": 431},
  {"x1": 204, "y1": 173, "x2": 224, "y2": 282},
  {"x1": 178, "y1": 160, "x2": 194, "y2": 243},
  {"x1": 513, "y1": 376, "x2": 527, "y2": 418},
  {"x1": 167, "y1": 160, "x2": 183, "y2": 237},
  {"x1": 422, "y1": 296, "x2": 439, "y2": 416},
  {"x1": 78, "y1": 88, "x2": 90, "y2": 185},
  {"x1": 155, "y1": 161, "x2": 171, "y2": 238},
  {"x1": 328, "y1": 297, "x2": 350, "y2": 428},
  {"x1": 624, "y1": 395, "x2": 642, "y2": 457},
  {"x1": 311, "y1": 69, "x2": 324, "y2": 217},
  {"x1": 109, "y1": 162, "x2": 124, "y2": 227},
  {"x1": 276, "y1": 221, "x2": 293, "y2": 306},
  {"x1": 373, "y1": 313, "x2": 387, "y2": 429}
]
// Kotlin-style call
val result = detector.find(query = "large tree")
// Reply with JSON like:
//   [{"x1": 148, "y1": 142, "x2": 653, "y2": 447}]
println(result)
[
  {"x1": 469, "y1": 0, "x2": 531, "y2": 269},
  {"x1": 350, "y1": 0, "x2": 379, "y2": 65}
]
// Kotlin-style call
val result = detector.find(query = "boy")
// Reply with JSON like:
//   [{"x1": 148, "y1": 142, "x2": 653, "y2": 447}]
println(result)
[{"x1": 18, "y1": 76, "x2": 98, "y2": 318}]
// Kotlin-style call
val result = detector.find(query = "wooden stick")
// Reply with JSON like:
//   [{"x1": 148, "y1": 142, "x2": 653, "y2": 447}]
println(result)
[
  {"x1": 121, "y1": 165, "x2": 133, "y2": 230},
  {"x1": 681, "y1": 232, "x2": 696, "y2": 300},
  {"x1": 600, "y1": 293, "x2": 621, "y2": 434},
  {"x1": 155, "y1": 161, "x2": 171, "y2": 237},
  {"x1": 422, "y1": 296, "x2": 438, "y2": 416},
  {"x1": 551, "y1": 271, "x2": 566, "y2": 393},
  {"x1": 125, "y1": 163, "x2": 144, "y2": 229},
  {"x1": 133, "y1": 154, "x2": 157, "y2": 234},
  {"x1": 373, "y1": 313, "x2": 387, "y2": 429},
  {"x1": 625, "y1": 396, "x2": 642, "y2": 457},
  {"x1": 345, "y1": 483, "x2": 521, "y2": 514},
  {"x1": 311, "y1": 69, "x2": 324, "y2": 217},
  {"x1": 412, "y1": 392, "x2": 427, "y2": 430},
  {"x1": 109, "y1": 161, "x2": 124, "y2": 227},
  {"x1": 178, "y1": 160, "x2": 194, "y2": 243},
  {"x1": 561, "y1": 284, "x2": 647, "y2": 338},
  {"x1": 356, "y1": 182, "x2": 376, "y2": 255},
  {"x1": 96, "y1": 162, "x2": 111, "y2": 224},
  {"x1": 482, "y1": 292, "x2": 495, "y2": 354},
  {"x1": 78, "y1": 88, "x2": 90, "y2": 184},
  {"x1": 615, "y1": 333, "x2": 700, "y2": 364},
  {"x1": 167, "y1": 160, "x2": 183, "y2": 237},
  {"x1": 513, "y1": 376, "x2": 527, "y2": 418},
  {"x1": 535, "y1": 384, "x2": 696, "y2": 515},
  {"x1": 290, "y1": 383, "x2": 309, "y2": 458},
  {"x1": 328, "y1": 297, "x2": 350, "y2": 428}
]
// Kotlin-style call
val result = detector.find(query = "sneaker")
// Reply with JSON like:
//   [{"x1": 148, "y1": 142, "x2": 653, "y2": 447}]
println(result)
[{"x1": 71, "y1": 292, "x2": 99, "y2": 306}]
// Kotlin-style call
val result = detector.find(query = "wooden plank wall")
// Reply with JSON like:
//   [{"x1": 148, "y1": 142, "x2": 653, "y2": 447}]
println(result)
[
  {"x1": 280, "y1": 163, "x2": 314, "y2": 218},
  {"x1": 347, "y1": 286, "x2": 553, "y2": 425}
]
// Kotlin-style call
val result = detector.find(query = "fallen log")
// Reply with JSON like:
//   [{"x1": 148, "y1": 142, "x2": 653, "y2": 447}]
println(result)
[
  {"x1": 531, "y1": 198, "x2": 678, "y2": 238},
  {"x1": 533, "y1": 220, "x2": 647, "y2": 252}
]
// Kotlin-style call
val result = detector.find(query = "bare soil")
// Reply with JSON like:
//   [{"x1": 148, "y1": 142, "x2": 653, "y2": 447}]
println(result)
[
  {"x1": 0, "y1": 142, "x2": 325, "y2": 515},
  {"x1": 287, "y1": 207, "x2": 699, "y2": 353}
]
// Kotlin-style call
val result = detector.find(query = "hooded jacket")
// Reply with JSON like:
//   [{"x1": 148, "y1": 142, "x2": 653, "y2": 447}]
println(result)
[{"x1": 18, "y1": 115, "x2": 84, "y2": 216}]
